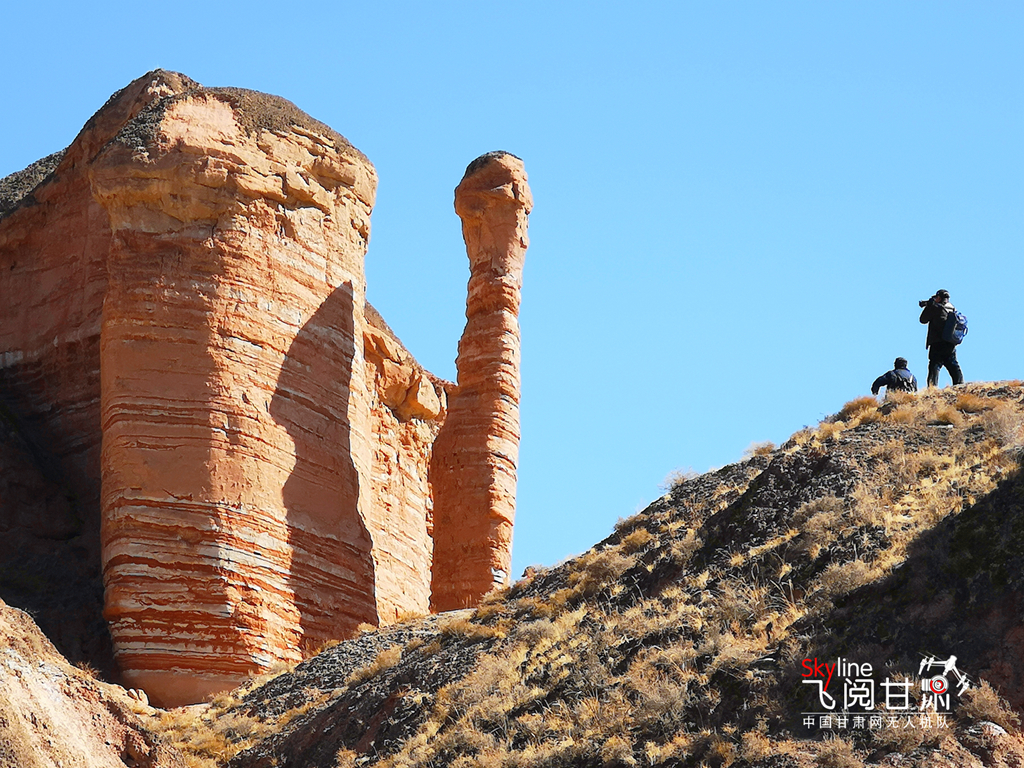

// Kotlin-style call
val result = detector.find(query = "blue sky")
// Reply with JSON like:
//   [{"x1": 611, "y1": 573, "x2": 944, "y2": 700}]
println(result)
[{"x1": 2, "y1": 2, "x2": 1021, "y2": 577}]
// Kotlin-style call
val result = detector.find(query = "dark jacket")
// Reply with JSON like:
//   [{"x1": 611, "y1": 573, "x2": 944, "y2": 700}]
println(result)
[
  {"x1": 872, "y1": 368, "x2": 918, "y2": 395},
  {"x1": 919, "y1": 299, "x2": 954, "y2": 349}
]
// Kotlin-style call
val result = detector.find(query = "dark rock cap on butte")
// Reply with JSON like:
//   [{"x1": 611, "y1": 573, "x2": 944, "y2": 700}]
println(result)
[
  {"x1": 0, "y1": 151, "x2": 66, "y2": 217},
  {"x1": 1, "y1": 69, "x2": 371, "y2": 218},
  {"x1": 462, "y1": 151, "x2": 523, "y2": 180},
  {"x1": 111, "y1": 82, "x2": 367, "y2": 164}
]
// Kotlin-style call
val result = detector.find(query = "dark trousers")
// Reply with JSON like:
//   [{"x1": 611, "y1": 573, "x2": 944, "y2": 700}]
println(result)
[{"x1": 927, "y1": 342, "x2": 963, "y2": 387}]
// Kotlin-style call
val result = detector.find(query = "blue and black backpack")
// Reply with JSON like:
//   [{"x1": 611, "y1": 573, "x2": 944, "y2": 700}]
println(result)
[{"x1": 942, "y1": 307, "x2": 968, "y2": 345}]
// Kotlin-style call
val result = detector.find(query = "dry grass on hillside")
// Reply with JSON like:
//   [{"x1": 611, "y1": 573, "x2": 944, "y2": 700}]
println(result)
[
  {"x1": 153, "y1": 383, "x2": 1024, "y2": 768},
  {"x1": 135, "y1": 656, "x2": 345, "y2": 767}
]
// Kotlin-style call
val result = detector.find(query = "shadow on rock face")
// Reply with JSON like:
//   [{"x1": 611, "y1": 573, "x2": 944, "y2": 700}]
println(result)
[{"x1": 271, "y1": 281, "x2": 377, "y2": 645}]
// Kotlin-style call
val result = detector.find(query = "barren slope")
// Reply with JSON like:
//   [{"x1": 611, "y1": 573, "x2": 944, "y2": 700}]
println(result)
[
  {"x1": 0, "y1": 598, "x2": 183, "y2": 768},
  {"x1": 142, "y1": 382, "x2": 1024, "y2": 768}
]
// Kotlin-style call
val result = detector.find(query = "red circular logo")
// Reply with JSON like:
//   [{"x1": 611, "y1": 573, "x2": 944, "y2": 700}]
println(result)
[{"x1": 930, "y1": 677, "x2": 948, "y2": 694}]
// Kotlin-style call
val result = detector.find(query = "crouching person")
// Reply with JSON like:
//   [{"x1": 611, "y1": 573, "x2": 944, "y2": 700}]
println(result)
[{"x1": 872, "y1": 357, "x2": 918, "y2": 396}]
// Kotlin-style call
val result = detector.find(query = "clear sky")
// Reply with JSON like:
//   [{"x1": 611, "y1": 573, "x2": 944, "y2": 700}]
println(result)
[{"x1": 2, "y1": 2, "x2": 1021, "y2": 578}]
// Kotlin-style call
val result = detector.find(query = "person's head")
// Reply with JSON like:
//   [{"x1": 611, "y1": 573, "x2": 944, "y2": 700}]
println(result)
[
  {"x1": 894, "y1": 357, "x2": 909, "y2": 370},
  {"x1": 935, "y1": 289, "x2": 950, "y2": 302}
]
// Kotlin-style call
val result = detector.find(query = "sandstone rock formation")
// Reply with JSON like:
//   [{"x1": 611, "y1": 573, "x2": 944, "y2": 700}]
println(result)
[
  {"x1": 0, "y1": 71, "x2": 530, "y2": 706},
  {"x1": 0, "y1": 597, "x2": 183, "y2": 768},
  {"x1": 92, "y1": 79, "x2": 381, "y2": 708},
  {"x1": 0, "y1": 71, "x2": 204, "y2": 684},
  {"x1": 431, "y1": 153, "x2": 533, "y2": 610}
]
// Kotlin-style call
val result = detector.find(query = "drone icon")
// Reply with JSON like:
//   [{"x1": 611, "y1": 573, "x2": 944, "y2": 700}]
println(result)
[{"x1": 918, "y1": 654, "x2": 971, "y2": 696}]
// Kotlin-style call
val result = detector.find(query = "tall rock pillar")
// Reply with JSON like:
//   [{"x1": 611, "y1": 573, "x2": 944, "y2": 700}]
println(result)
[
  {"x1": 430, "y1": 152, "x2": 532, "y2": 611},
  {"x1": 91, "y1": 87, "x2": 379, "y2": 706}
]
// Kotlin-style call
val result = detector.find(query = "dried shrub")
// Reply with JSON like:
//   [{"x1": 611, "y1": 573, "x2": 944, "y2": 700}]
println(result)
[
  {"x1": 817, "y1": 421, "x2": 846, "y2": 442},
  {"x1": 909, "y1": 450, "x2": 952, "y2": 479},
  {"x1": 345, "y1": 645, "x2": 402, "y2": 686},
  {"x1": 301, "y1": 637, "x2": 343, "y2": 659},
  {"x1": 627, "y1": 668, "x2": 691, "y2": 734},
  {"x1": 703, "y1": 734, "x2": 737, "y2": 768},
  {"x1": 514, "y1": 617, "x2": 561, "y2": 649},
  {"x1": 614, "y1": 513, "x2": 643, "y2": 534},
  {"x1": 643, "y1": 732, "x2": 694, "y2": 765},
  {"x1": 620, "y1": 527, "x2": 656, "y2": 554},
  {"x1": 785, "y1": 427, "x2": 816, "y2": 448},
  {"x1": 811, "y1": 559, "x2": 872, "y2": 602},
  {"x1": 886, "y1": 390, "x2": 917, "y2": 406},
  {"x1": 858, "y1": 409, "x2": 884, "y2": 425},
  {"x1": 848, "y1": 486, "x2": 886, "y2": 527},
  {"x1": 473, "y1": 599, "x2": 511, "y2": 624},
  {"x1": 669, "y1": 528, "x2": 702, "y2": 565},
  {"x1": 981, "y1": 406, "x2": 1024, "y2": 448},
  {"x1": 278, "y1": 692, "x2": 329, "y2": 727},
  {"x1": 933, "y1": 406, "x2": 965, "y2": 427},
  {"x1": 956, "y1": 392, "x2": 993, "y2": 414},
  {"x1": 601, "y1": 734, "x2": 637, "y2": 766},
  {"x1": 798, "y1": 509, "x2": 844, "y2": 557},
  {"x1": 959, "y1": 680, "x2": 1021, "y2": 731},
  {"x1": 739, "y1": 731, "x2": 772, "y2": 762},
  {"x1": 837, "y1": 396, "x2": 880, "y2": 424},
  {"x1": 513, "y1": 594, "x2": 558, "y2": 620},
  {"x1": 745, "y1": 441, "x2": 776, "y2": 458},
  {"x1": 870, "y1": 440, "x2": 913, "y2": 483},
  {"x1": 794, "y1": 496, "x2": 845, "y2": 526},
  {"x1": 884, "y1": 405, "x2": 918, "y2": 425},
  {"x1": 568, "y1": 549, "x2": 637, "y2": 597},
  {"x1": 73, "y1": 660, "x2": 100, "y2": 679},
  {"x1": 879, "y1": 391, "x2": 919, "y2": 425},
  {"x1": 150, "y1": 705, "x2": 270, "y2": 767},
  {"x1": 661, "y1": 468, "x2": 699, "y2": 492},
  {"x1": 815, "y1": 736, "x2": 859, "y2": 768},
  {"x1": 438, "y1": 617, "x2": 505, "y2": 642},
  {"x1": 712, "y1": 581, "x2": 767, "y2": 626}
]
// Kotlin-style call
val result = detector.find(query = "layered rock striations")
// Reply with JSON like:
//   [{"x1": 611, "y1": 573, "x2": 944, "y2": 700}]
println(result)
[
  {"x1": 0, "y1": 70, "x2": 201, "y2": 683},
  {"x1": 431, "y1": 153, "x2": 533, "y2": 610},
  {"x1": 92, "y1": 83, "x2": 380, "y2": 706},
  {"x1": 363, "y1": 307, "x2": 448, "y2": 623},
  {"x1": 0, "y1": 72, "x2": 530, "y2": 706}
]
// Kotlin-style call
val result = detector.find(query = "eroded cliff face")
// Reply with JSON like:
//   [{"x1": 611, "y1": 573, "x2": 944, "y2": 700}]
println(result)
[
  {"x1": 363, "y1": 308, "x2": 448, "y2": 623},
  {"x1": 0, "y1": 71, "x2": 200, "y2": 686},
  {"x1": 90, "y1": 84, "x2": 381, "y2": 707},
  {"x1": 0, "y1": 71, "x2": 529, "y2": 707},
  {"x1": 0, "y1": 74, "x2": 200, "y2": 660},
  {"x1": 431, "y1": 153, "x2": 533, "y2": 611}
]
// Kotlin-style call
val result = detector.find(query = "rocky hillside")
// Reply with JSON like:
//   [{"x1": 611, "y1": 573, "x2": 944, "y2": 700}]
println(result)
[
  {"x1": 126, "y1": 382, "x2": 1024, "y2": 768},
  {"x1": 0, "y1": 597, "x2": 182, "y2": 768}
]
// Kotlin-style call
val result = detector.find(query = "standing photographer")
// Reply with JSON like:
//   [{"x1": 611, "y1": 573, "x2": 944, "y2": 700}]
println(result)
[{"x1": 919, "y1": 289, "x2": 964, "y2": 387}]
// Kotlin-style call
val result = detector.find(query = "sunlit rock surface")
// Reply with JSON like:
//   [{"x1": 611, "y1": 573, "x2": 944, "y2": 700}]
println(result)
[
  {"x1": 431, "y1": 152, "x2": 532, "y2": 611},
  {"x1": 0, "y1": 71, "x2": 530, "y2": 706}
]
